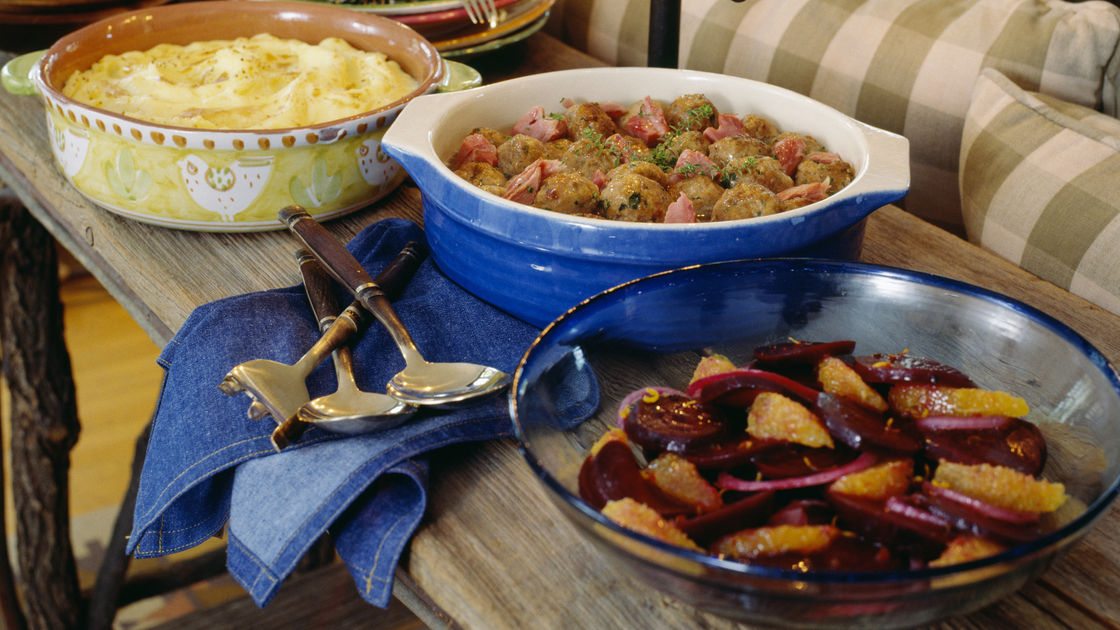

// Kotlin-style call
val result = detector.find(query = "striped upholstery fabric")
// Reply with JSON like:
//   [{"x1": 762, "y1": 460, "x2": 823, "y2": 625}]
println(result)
[
  {"x1": 547, "y1": 0, "x2": 1120, "y2": 235},
  {"x1": 961, "y1": 68, "x2": 1120, "y2": 315}
]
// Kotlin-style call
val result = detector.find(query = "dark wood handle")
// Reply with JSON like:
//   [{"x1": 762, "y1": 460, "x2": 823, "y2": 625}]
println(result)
[
  {"x1": 296, "y1": 248, "x2": 341, "y2": 330},
  {"x1": 279, "y1": 206, "x2": 377, "y2": 297}
]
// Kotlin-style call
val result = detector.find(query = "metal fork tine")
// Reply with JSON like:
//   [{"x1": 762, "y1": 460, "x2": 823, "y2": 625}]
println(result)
[
  {"x1": 461, "y1": 0, "x2": 482, "y2": 24},
  {"x1": 483, "y1": 0, "x2": 498, "y2": 27}
]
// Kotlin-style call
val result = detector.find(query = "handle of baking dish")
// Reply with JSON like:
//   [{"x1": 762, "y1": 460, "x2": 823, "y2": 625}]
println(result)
[
  {"x1": 437, "y1": 58, "x2": 482, "y2": 93},
  {"x1": 2, "y1": 50, "x2": 44, "y2": 96}
]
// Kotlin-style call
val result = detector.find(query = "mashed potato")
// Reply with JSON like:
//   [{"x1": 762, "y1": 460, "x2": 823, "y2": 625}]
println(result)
[{"x1": 61, "y1": 33, "x2": 420, "y2": 130}]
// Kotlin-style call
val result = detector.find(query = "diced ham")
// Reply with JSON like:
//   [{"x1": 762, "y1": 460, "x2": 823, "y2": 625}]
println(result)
[
  {"x1": 453, "y1": 133, "x2": 498, "y2": 170},
  {"x1": 664, "y1": 192, "x2": 697, "y2": 223},
  {"x1": 604, "y1": 133, "x2": 640, "y2": 164},
  {"x1": 772, "y1": 136, "x2": 807, "y2": 177},
  {"x1": 667, "y1": 149, "x2": 719, "y2": 186},
  {"x1": 702, "y1": 113, "x2": 746, "y2": 143},
  {"x1": 625, "y1": 96, "x2": 671, "y2": 146},
  {"x1": 503, "y1": 158, "x2": 565, "y2": 205},
  {"x1": 776, "y1": 179, "x2": 831, "y2": 203},
  {"x1": 511, "y1": 106, "x2": 567, "y2": 142},
  {"x1": 591, "y1": 169, "x2": 609, "y2": 190},
  {"x1": 599, "y1": 101, "x2": 628, "y2": 119}
]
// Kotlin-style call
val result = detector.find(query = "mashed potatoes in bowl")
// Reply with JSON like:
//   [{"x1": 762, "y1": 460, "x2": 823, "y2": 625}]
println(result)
[
  {"x1": 19, "y1": 1, "x2": 445, "y2": 232},
  {"x1": 62, "y1": 34, "x2": 420, "y2": 130}
]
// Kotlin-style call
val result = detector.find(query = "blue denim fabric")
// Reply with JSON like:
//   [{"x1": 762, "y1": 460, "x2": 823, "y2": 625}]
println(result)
[{"x1": 126, "y1": 218, "x2": 541, "y2": 607}]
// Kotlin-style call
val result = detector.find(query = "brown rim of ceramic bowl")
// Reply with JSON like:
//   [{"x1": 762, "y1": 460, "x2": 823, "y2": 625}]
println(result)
[{"x1": 36, "y1": 0, "x2": 444, "y2": 133}]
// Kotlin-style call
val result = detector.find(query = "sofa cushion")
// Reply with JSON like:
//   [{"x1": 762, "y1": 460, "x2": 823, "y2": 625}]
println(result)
[
  {"x1": 959, "y1": 67, "x2": 1120, "y2": 315},
  {"x1": 548, "y1": 0, "x2": 1120, "y2": 235}
]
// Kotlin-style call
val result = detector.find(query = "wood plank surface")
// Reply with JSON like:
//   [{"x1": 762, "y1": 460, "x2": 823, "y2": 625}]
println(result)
[{"x1": 2, "y1": 32, "x2": 1119, "y2": 630}]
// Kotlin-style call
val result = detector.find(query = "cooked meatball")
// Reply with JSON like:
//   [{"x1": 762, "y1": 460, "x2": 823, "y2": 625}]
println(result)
[
  {"x1": 668, "y1": 175, "x2": 724, "y2": 221},
  {"x1": 722, "y1": 156, "x2": 793, "y2": 193},
  {"x1": 601, "y1": 173, "x2": 672, "y2": 222},
  {"x1": 455, "y1": 161, "x2": 507, "y2": 188},
  {"x1": 607, "y1": 161, "x2": 669, "y2": 188},
  {"x1": 795, "y1": 156, "x2": 855, "y2": 194},
  {"x1": 545, "y1": 138, "x2": 573, "y2": 160},
  {"x1": 533, "y1": 172, "x2": 601, "y2": 215},
  {"x1": 561, "y1": 137, "x2": 623, "y2": 179},
  {"x1": 780, "y1": 197, "x2": 816, "y2": 213},
  {"x1": 711, "y1": 181, "x2": 782, "y2": 221},
  {"x1": 609, "y1": 134, "x2": 655, "y2": 163},
  {"x1": 658, "y1": 130, "x2": 710, "y2": 166},
  {"x1": 481, "y1": 184, "x2": 506, "y2": 197},
  {"x1": 665, "y1": 94, "x2": 719, "y2": 132},
  {"x1": 772, "y1": 131, "x2": 825, "y2": 156},
  {"x1": 616, "y1": 98, "x2": 668, "y2": 132},
  {"x1": 497, "y1": 134, "x2": 547, "y2": 177},
  {"x1": 470, "y1": 126, "x2": 511, "y2": 148},
  {"x1": 708, "y1": 135, "x2": 770, "y2": 169},
  {"x1": 564, "y1": 102, "x2": 619, "y2": 141},
  {"x1": 740, "y1": 114, "x2": 779, "y2": 142}
]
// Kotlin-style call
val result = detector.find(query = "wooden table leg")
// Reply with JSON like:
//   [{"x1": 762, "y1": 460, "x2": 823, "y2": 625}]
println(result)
[{"x1": 0, "y1": 187, "x2": 83, "y2": 630}]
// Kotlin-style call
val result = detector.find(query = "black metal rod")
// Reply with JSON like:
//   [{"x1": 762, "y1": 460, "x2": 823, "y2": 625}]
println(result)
[{"x1": 648, "y1": 0, "x2": 681, "y2": 68}]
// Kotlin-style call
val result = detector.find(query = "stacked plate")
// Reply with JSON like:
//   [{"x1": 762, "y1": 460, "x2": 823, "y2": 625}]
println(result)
[
  {"x1": 305, "y1": 0, "x2": 555, "y2": 58},
  {"x1": 0, "y1": 0, "x2": 173, "y2": 52}
]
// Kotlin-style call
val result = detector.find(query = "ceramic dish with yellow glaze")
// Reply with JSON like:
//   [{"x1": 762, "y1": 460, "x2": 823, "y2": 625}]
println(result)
[{"x1": 1, "y1": 0, "x2": 456, "y2": 232}]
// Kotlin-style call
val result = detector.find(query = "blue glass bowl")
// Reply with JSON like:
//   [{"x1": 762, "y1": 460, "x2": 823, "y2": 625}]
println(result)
[
  {"x1": 510, "y1": 259, "x2": 1120, "y2": 629},
  {"x1": 382, "y1": 68, "x2": 910, "y2": 327}
]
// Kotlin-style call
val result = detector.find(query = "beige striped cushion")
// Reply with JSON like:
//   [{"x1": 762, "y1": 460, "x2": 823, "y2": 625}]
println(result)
[
  {"x1": 548, "y1": 0, "x2": 1120, "y2": 235},
  {"x1": 960, "y1": 68, "x2": 1120, "y2": 316}
]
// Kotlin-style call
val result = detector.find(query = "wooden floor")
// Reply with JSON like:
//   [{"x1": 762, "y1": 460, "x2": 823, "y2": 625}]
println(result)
[{"x1": 40, "y1": 259, "x2": 428, "y2": 629}]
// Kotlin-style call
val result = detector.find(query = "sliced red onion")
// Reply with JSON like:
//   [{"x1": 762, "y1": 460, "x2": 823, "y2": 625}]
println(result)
[
  {"x1": 616, "y1": 386, "x2": 690, "y2": 428},
  {"x1": 716, "y1": 451, "x2": 878, "y2": 492},
  {"x1": 915, "y1": 415, "x2": 1011, "y2": 432},
  {"x1": 884, "y1": 496, "x2": 952, "y2": 529},
  {"x1": 923, "y1": 481, "x2": 1040, "y2": 523}
]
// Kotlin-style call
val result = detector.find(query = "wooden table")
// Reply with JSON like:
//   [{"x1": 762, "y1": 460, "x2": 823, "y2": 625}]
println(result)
[{"x1": 2, "y1": 31, "x2": 1119, "y2": 630}]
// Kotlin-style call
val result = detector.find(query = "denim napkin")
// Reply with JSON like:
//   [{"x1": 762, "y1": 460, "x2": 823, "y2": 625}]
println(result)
[{"x1": 126, "y1": 218, "x2": 541, "y2": 608}]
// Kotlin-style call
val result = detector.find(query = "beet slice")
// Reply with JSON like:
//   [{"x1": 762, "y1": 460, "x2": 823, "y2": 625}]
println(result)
[
  {"x1": 753, "y1": 340, "x2": 857, "y2": 366},
  {"x1": 622, "y1": 392, "x2": 729, "y2": 453},
  {"x1": 749, "y1": 443, "x2": 860, "y2": 479},
  {"x1": 677, "y1": 490, "x2": 775, "y2": 547},
  {"x1": 918, "y1": 482, "x2": 1045, "y2": 545},
  {"x1": 853, "y1": 353, "x2": 975, "y2": 388},
  {"x1": 919, "y1": 417, "x2": 1047, "y2": 476},
  {"x1": 815, "y1": 392, "x2": 923, "y2": 454},
  {"x1": 828, "y1": 490, "x2": 956, "y2": 551},
  {"x1": 679, "y1": 435, "x2": 782, "y2": 469},
  {"x1": 578, "y1": 440, "x2": 690, "y2": 515},
  {"x1": 686, "y1": 368, "x2": 821, "y2": 408}
]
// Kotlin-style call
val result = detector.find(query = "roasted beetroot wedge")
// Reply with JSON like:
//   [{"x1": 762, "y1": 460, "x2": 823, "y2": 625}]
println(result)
[
  {"x1": 578, "y1": 437, "x2": 690, "y2": 515},
  {"x1": 622, "y1": 391, "x2": 729, "y2": 453},
  {"x1": 753, "y1": 340, "x2": 857, "y2": 366},
  {"x1": 853, "y1": 353, "x2": 975, "y2": 388},
  {"x1": 815, "y1": 392, "x2": 923, "y2": 454},
  {"x1": 687, "y1": 368, "x2": 821, "y2": 408},
  {"x1": 917, "y1": 417, "x2": 1046, "y2": 476}
]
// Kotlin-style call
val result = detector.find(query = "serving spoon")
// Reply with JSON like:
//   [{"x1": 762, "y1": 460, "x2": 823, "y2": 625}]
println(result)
[
  {"x1": 278, "y1": 206, "x2": 512, "y2": 407},
  {"x1": 294, "y1": 248, "x2": 417, "y2": 434}
]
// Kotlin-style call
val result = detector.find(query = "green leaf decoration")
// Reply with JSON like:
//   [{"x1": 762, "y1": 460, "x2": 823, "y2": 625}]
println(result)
[
  {"x1": 103, "y1": 149, "x2": 151, "y2": 202},
  {"x1": 290, "y1": 155, "x2": 341, "y2": 207}
]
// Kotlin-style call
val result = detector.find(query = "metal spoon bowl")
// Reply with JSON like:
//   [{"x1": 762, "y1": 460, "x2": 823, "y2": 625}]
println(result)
[{"x1": 280, "y1": 206, "x2": 513, "y2": 407}]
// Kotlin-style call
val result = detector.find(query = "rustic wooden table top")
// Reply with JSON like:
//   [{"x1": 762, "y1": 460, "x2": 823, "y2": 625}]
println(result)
[{"x1": 2, "y1": 32, "x2": 1119, "y2": 630}]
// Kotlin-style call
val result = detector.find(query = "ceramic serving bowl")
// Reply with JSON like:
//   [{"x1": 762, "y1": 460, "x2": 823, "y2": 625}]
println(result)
[
  {"x1": 1, "y1": 0, "x2": 447, "y2": 231},
  {"x1": 381, "y1": 67, "x2": 910, "y2": 327},
  {"x1": 510, "y1": 259, "x2": 1120, "y2": 629}
]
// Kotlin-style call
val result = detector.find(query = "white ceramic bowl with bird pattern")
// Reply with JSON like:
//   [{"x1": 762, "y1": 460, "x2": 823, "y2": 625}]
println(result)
[{"x1": 7, "y1": 1, "x2": 446, "y2": 231}]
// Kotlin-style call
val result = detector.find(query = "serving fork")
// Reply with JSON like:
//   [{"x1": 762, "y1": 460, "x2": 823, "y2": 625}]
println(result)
[{"x1": 460, "y1": 0, "x2": 499, "y2": 27}]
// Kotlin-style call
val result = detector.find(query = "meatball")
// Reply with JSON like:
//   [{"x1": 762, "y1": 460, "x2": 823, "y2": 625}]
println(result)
[
  {"x1": 497, "y1": 134, "x2": 548, "y2": 177},
  {"x1": 561, "y1": 137, "x2": 623, "y2": 180},
  {"x1": 711, "y1": 181, "x2": 782, "y2": 221},
  {"x1": 455, "y1": 162, "x2": 507, "y2": 189},
  {"x1": 795, "y1": 156, "x2": 855, "y2": 194},
  {"x1": 533, "y1": 172, "x2": 601, "y2": 215},
  {"x1": 668, "y1": 175, "x2": 724, "y2": 221},
  {"x1": 722, "y1": 156, "x2": 793, "y2": 193},
  {"x1": 740, "y1": 114, "x2": 779, "y2": 142},
  {"x1": 657, "y1": 130, "x2": 710, "y2": 166},
  {"x1": 616, "y1": 98, "x2": 668, "y2": 132},
  {"x1": 665, "y1": 94, "x2": 719, "y2": 132},
  {"x1": 564, "y1": 102, "x2": 620, "y2": 141},
  {"x1": 772, "y1": 131, "x2": 825, "y2": 156},
  {"x1": 608, "y1": 134, "x2": 655, "y2": 163},
  {"x1": 708, "y1": 135, "x2": 770, "y2": 169},
  {"x1": 607, "y1": 161, "x2": 669, "y2": 188},
  {"x1": 601, "y1": 173, "x2": 672, "y2": 222},
  {"x1": 545, "y1": 138, "x2": 573, "y2": 160},
  {"x1": 470, "y1": 126, "x2": 511, "y2": 148}
]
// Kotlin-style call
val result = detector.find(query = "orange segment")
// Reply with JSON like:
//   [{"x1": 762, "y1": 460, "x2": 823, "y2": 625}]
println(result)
[
  {"x1": 644, "y1": 452, "x2": 723, "y2": 514},
  {"x1": 714, "y1": 524, "x2": 840, "y2": 560},
  {"x1": 889, "y1": 384, "x2": 1029, "y2": 418},
  {"x1": 817, "y1": 356, "x2": 888, "y2": 412},
  {"x1": 747, "y1": 391, "x2": 834, "y2": 449},
  {"x1": 932, "y1": 460, "x2": 1067, "y2": 513},
  {"x1": 929, "y1": 536, "x2": 1006, "y2": 568},
  {"x1": 829, "y1": 458, "x2": 914, "y2": 501},
  {"x1": 601, "y1": 497, "x2": 703, "y2": 551},
  {"x1": 690, "y1": 354, "x2": 738, "y2": 384}
]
